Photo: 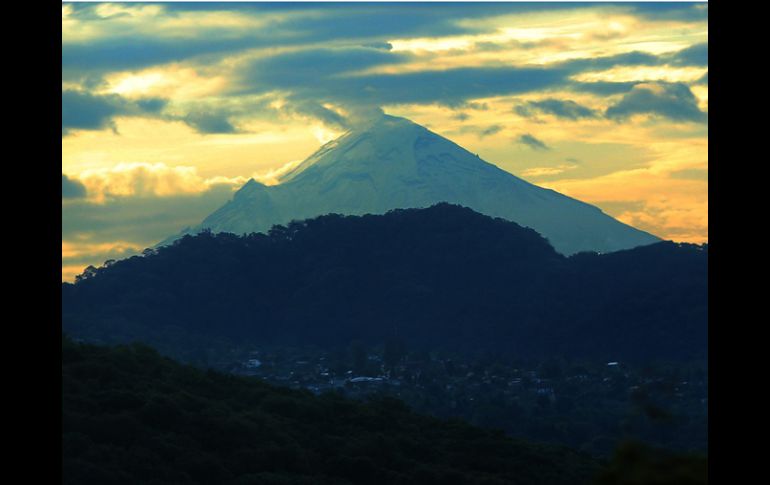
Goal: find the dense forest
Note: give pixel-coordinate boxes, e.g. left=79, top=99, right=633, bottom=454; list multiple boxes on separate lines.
left=62, top=337, right=707, bottom=485
left=62, top=204, right=707, bottom=364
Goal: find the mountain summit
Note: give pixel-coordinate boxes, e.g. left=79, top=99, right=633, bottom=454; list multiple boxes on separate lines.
left=166, top=115, right=659, bottom=254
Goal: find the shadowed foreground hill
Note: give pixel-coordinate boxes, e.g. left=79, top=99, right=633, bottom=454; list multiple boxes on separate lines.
left=62, top=204, right=707, bottom=362
left=62, top=337, right=602, bottom=485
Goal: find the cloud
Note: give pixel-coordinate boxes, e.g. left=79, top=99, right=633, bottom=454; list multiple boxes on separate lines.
left=521, top=163, right=578, bottom=177
left=63, top=2, right=709, bottom=131
left=630, top=3, right=708, bottom=22
left=605, top=82, right=707, bottom=123
left=62, top=38, right=262, bottom=80
left=62, top=1, right=608, bottom=81
left=480, top=124, right=503, bottom=137
left=562, top=51, right=663, bottom=72
left=283, top=99, right=352, bottom=130
left=62, top=90, right=248, bottom=136
left=224, top=50, right=576, bottom=126
left=136, top=98, right=168, bottom=112
left=62, top=185, right=238, bottom=253
left=230, top=47, right=683, bottom=118
left=62, top=174, right=87, bottom=198
left=61, top=3, right=709, bottom=273
left=62, top=241, right=145, bottom=269
left=570, top=81, right=642, bottom=95
left=183, top=111, right=239, bottom=134
left=454, top=123, right=503, bottom=138
left=517, top=134, right=550, bottom=150
left=76, top=162, right=247, bottom=201
left=666, top=43, right=707, bottom=67
left=337, top=66, right=571, bottom=107
left=61, top=184, right=237, bottom=280
left=61, top=90, right=124, bottom=134
left=63, top=1, right=708, bottom=134
left=62, top=90, right=171, bottom=136
left=669, top=168, right=708, bottom=181
left=515, top=98, right=599, bottom=120
left=256, top=159, right=304, bottom=185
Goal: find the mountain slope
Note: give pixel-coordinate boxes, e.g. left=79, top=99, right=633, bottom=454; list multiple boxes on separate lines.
left=63, top=336, right=603, bottom=485
left=64, top=204, right=707, bottom=363
left=163, top=115, right=659, bottom=255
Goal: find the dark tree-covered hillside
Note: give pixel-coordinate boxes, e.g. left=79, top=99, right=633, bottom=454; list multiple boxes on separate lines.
left=62, top=204, right=707, bottom=363
left=62, top=336, right=603, bottom=485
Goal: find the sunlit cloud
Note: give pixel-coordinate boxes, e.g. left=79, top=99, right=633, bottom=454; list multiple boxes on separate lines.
left=521, top=163, right=579, bottom=177
left=76, top=162, right=245, bottom=201
left=63, top=2, right=283, bottom=44
left=253, top=159, right=304, bottom=186
left=573, top=66, right=707, bottom=84
left=101, top=66, right=229, bottom=100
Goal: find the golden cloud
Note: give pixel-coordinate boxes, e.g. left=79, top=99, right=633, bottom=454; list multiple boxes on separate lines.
left=521, top=163, right=579, bottom=177
left=75, top=162, right=246, bottom=201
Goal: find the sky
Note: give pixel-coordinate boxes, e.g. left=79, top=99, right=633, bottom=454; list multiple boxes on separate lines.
left=62, top=1, right=708, bottom=281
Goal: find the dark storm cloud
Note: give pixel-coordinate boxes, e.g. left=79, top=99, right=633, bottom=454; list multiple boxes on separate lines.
left=605, top=83, right=707, bottom=123
left=62, top=174, right=87, bottom=199
left=515, top=99, right=599, bottom=120
left=517, top=134, right=550, bottom=151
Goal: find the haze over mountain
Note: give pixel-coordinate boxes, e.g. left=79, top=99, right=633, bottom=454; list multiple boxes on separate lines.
left=161, top=115, right=659, bottom=255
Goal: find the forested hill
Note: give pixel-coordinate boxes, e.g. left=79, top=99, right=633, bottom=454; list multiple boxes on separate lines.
left=62, top=336, right=602, bottom=485
left=62, top=203, right=707, bottom=362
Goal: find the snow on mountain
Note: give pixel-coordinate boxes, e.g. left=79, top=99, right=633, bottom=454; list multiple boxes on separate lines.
left=161, top=115, right=659, bottom=254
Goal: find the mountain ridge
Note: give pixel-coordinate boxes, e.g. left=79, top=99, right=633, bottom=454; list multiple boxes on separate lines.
left=66, top=204, right=706, bottom=363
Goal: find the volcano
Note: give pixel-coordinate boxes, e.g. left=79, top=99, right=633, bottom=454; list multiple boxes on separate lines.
left=163, top=115, right=659, bottom=254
